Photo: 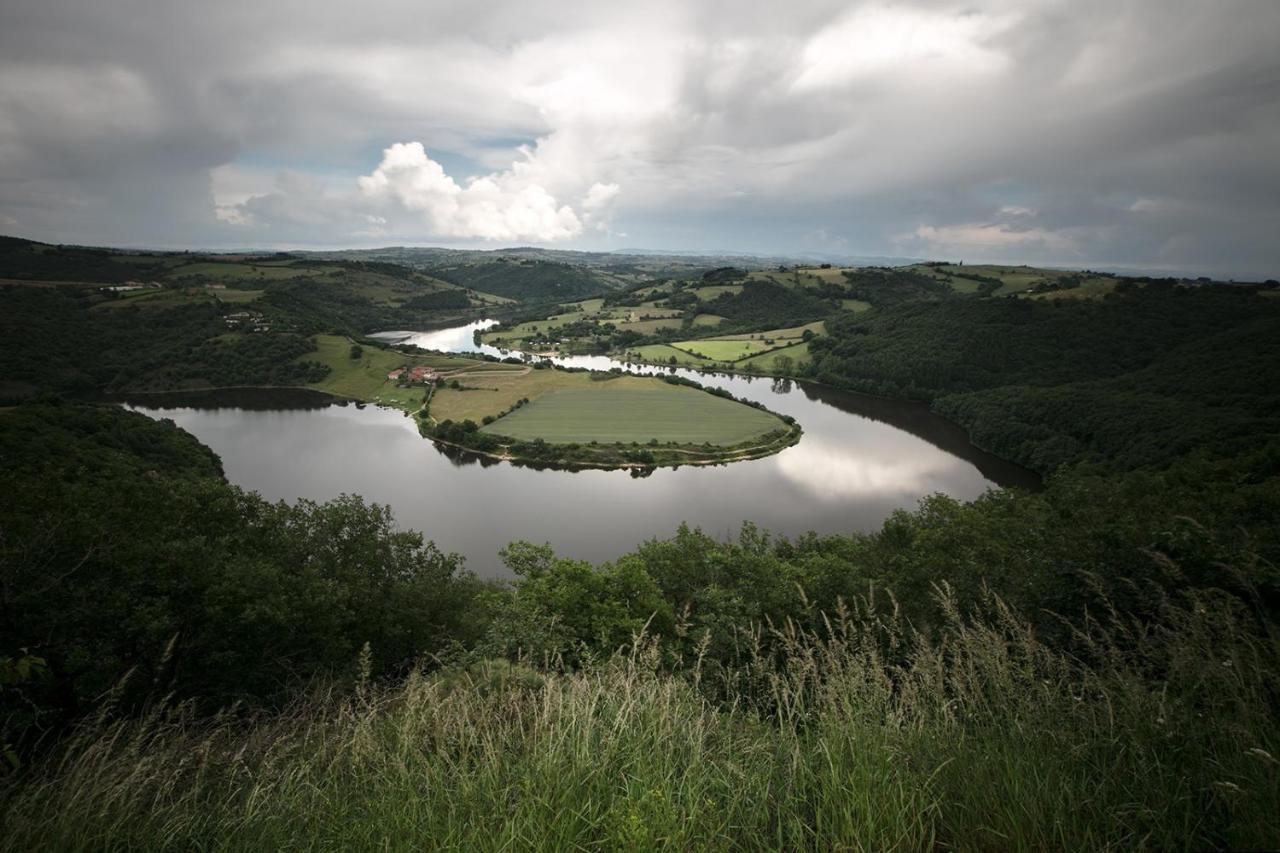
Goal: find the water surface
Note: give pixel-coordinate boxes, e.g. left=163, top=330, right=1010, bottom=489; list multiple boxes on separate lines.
left=129, top=320, right=1036, bottom=576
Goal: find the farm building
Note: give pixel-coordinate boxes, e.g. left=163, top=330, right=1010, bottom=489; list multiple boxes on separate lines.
left=387, top=368, right=405, bottom=380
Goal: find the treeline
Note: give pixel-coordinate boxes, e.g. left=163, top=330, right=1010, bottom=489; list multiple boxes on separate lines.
left=702, top=280, right=834, bottom=326
left=4, top=401, right=1276, bottom=733
left=840, top=267, right=954, bottom=306
left=3, top=401, right=1279, bottom=844
left=806, top=284, right=1280, bottom=472
left=0, top=287, right=328, bottom=401
left=0, top=403, right=491, bottom=730
left=0, top=236, right=173, bottom=283
left=430, top=259, right=610, bottom=301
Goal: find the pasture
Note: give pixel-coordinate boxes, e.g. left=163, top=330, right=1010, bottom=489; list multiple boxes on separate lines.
left=480, top=381, right=784, bottom=445
left=739, top=341, right=812, bottom=371
left=210, top=288, right=263, bottom=303
left=711, top=320, right=824, bottom=342
left=671, top=339, right=772, bottom=361
left=689, top=284, right=743, bottom=300
left=167, top=261, right=318, bottom=281
left=624, top=344, right=715, bottom=366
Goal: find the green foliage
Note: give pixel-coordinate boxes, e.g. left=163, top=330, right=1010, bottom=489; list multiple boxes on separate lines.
left=0, top=286, right=328, bottom=399
left=2, top=576, right=1277, bottom=850
left=431, top=259, right=609, bottom=301
left=704, top=280, right=834, bottom=326
left=0, top=404, right=493, bottom=742
left=808, top=285, right=1280, bottom=473
left=400, top=289, right=472, bottom=311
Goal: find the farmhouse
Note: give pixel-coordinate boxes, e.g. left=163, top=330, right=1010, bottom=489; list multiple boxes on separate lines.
left=387, top=368, right=405, bottom=380
left=408, top=366, right=439, bottom=382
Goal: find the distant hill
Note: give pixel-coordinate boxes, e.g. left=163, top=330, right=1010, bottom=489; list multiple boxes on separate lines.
left=427, top=259, right=617, bottom=302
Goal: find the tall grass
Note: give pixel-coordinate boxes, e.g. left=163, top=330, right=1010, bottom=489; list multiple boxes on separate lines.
left=2, top=584, right=1277, bottom=851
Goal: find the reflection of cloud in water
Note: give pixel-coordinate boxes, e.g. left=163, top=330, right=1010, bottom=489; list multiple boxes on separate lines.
left=776, top=436, right=960, bottom=499
left=380, top=320, right=502, bottom=356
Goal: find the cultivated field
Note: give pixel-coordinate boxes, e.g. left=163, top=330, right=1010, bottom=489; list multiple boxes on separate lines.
left=671, top=339, right=773, bottom=361
left=480, top=382, right=785, bottom=445
left=431, top=369, right=638, bottom=423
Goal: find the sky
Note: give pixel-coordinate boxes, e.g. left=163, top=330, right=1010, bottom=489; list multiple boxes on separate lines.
left=1, top=0, right=1278, bottom=278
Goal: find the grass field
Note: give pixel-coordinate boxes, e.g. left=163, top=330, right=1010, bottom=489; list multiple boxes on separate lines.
left=710, top=321, right=825, bottom=342
left=1026, top=276, right=1121, bottom=300
left=90, top=288, right=217, bottom=311
left=841, top=299, right=872, bottom=312
left=431, top=369, right=631, bottom=424
left=739, top=341, right=813, bottom=371
left=569, top=297, right=606, bottom=313
left=689, top=284, right=743, bottom=300
left=671, top=339, right=773, bottom=361
left=167, top=262, right=318, bottom=281
left=692, top=313, right=725, bottom=326
left=615, top=317, right=683, bottom=334
left=210, top=288, right=263, bottom=303
left=481, top=382, right=785, bottom=445
left=625, top=344, right=715, bottom=367
left=302, top=335, right=501, bottom=411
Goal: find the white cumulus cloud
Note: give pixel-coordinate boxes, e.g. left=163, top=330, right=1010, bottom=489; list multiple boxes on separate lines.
left=357, top=141, right=584, bottom=241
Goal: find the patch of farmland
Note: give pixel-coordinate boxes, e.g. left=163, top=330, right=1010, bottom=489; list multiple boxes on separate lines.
left=690, top=284, right=744, bottom=300
left=481, top=383, right=784, bottom=445
left=739, top=341, right=812, bottom=371
left=670, top=339, right=773, bottom=361
left=624, top=344, right=715, bottom=367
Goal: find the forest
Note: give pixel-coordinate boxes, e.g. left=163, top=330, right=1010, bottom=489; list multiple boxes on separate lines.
left=804, top=283, right=1280, bottom=473
left=2, top=244, right=1279, bottom=848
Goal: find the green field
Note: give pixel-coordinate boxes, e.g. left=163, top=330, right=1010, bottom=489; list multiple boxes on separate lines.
left=303, top=334, right=501, bottom=410
left=689, top=284, right=743, bottom=300
left=1026, top=276, right=1121, bottom=300
left=167, top=262, right=319, bottom=281
left=616, top=317, right=683, bottom=334
left=431, top=368, right=653, bottom=424
left=481, top=382, right=784, bottom=445
left=210, top=288, right=263, bottom=303
left=692, top=313, right=725, bottom=326
left=841, top=299, right=872, bottom=312
left=711, top=321, right=825, bottom=342
left=671, top=339, right=772, bottom=361
left=625, top=344, right=715, bottom=367
left=739, top=341, right=813, bottom=371
left=90, top=288, right=217, bottom=311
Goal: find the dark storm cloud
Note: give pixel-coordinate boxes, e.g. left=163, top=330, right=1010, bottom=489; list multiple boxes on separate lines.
left=0, top=0, right=1276, bottom=276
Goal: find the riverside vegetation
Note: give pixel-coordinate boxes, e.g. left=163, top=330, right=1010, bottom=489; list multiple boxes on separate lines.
left=2, top=237, right=1279, bottom=849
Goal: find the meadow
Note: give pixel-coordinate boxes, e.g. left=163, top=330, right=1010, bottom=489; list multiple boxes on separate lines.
left=671, top=339, right=773, bottom=361
left=739, top=341, right=812, bottom=370
left=480, top=382, right=785, bottom=445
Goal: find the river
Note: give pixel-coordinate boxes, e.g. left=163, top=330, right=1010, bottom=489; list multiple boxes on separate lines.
left=126, top=320, right=1037, bottom=576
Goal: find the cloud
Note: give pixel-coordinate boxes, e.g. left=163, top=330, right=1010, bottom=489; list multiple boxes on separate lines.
left=355, top=141, right=584, bottom=241
left=792, top=5, right=1014, bottom=91
left=0, top=0, right=1277, bottom=275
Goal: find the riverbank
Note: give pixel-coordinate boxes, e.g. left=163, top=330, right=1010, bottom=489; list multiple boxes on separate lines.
left=418, top=418, right=803, bottom=471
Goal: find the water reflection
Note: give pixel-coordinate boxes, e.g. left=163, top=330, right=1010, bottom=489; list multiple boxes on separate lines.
left=125, top=319, right=1038, bottom=576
